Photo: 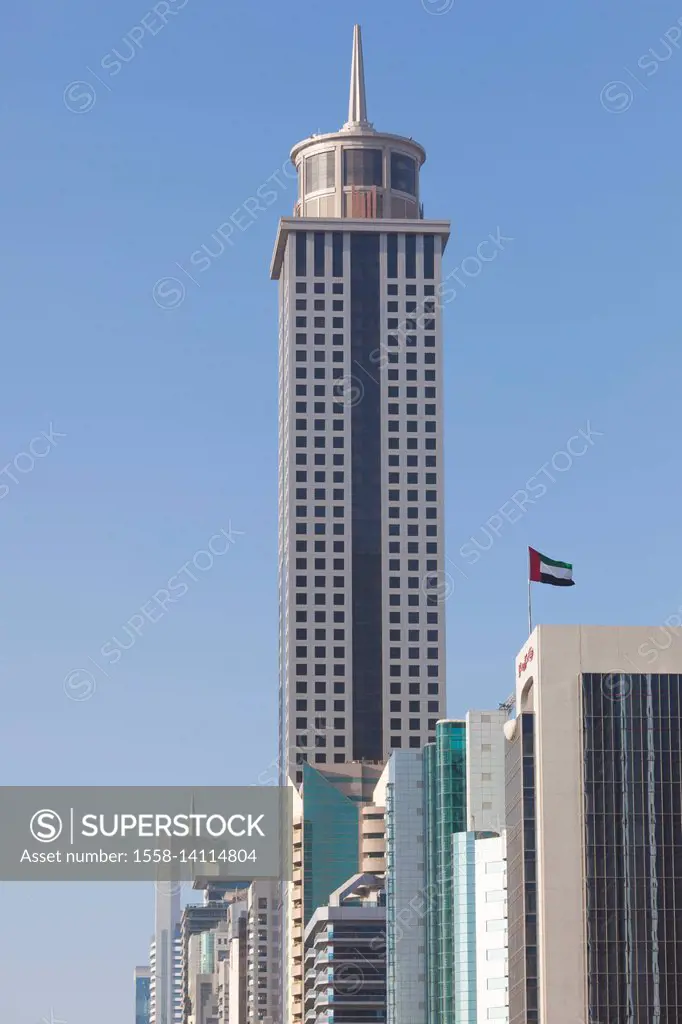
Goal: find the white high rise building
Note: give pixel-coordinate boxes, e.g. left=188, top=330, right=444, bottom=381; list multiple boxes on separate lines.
left=149, top=883, right=183, bottom=1024
left=272, top=24, right=451, bottom=788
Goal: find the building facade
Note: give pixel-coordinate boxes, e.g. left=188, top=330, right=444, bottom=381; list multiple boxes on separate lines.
left=245, top=880, right=281, bottom=1024
left=385, top=711, right=507, bottom=1024
left=303, top=874, right=387, bottom=1024
left=288, top=760, right=384, bottom=1024
left=149, top=884, right=183, bottom=1024
left=473, top=835, right=508, bottom=1024
left=135, top=966, right=151, bottom=1024
left=450, top=832, right=508, bottom=1024
left=273, top=23, right=451, bottom=789
left=507, top=625, right=682, bottom=1024
left=383, top=751, right=428, bottom=1024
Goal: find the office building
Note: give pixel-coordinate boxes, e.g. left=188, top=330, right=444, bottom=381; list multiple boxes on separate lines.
left=245, top=880, right=281, bottom=1024
left=273, top=23, right=451, bottom=788
left=383, top=751, right=428, bottom=1024
left=473, top=835, right=508, bottom=1023
left=149, top=884, right=183, bottom=1024
left=135, top=966, right=151, bottom=1024
left=451, top=832, right=508, bottom=1024
left=507, top=625, right=682, bottom=1024
left=181, top=882, right=250, bottom=1024
left=303, top=873, right=387, bottom=1024
left=383, top=712, right=507, bottom=1024
left=288, top=760, right=384, bottom=1023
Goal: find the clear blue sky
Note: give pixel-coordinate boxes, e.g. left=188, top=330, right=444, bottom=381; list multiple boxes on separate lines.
left=1, top=0, right=681, bottom=1019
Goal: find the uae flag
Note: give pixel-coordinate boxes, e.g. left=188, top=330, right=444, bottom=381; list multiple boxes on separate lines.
left=529, top=547, right=574, bottom=587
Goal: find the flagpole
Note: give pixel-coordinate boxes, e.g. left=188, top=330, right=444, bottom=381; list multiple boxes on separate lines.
left=528, top=577, right=532, bottom=637
left=527, top=547, right=533, bottom=637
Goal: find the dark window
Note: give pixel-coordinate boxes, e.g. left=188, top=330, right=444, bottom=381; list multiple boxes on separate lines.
left=343, top=148, right=382, bottom=186
left=332, top=233, right=343, bottom=277
left=385, top=234, right=395, bottom=278
left=295, top=232, right=307, bottom=277
left=305, top=151, right=335, bottom=193
left=405, top=235, right=416, bottom=279
left=314, top=232, right=325, bottom=277
left=391, top=152, right=417, bottom=195
left=423, top=234, right=435, bottom=279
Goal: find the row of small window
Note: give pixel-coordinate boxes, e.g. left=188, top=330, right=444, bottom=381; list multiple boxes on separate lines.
left=294, top=438, right=345, bottom=450
left=388, top=474, right=437, bottom=485
left=296, top=282, right=343, bottom=295
left=386, top=301, right=436, bottom=314
left=388, top=491, right=438, bottom=503
left=295, top=646, right=346, bottom=657
left=295, top=299, right=344, bottom=311
left=295, top=334, right=344, bottom=346
left=294, top=351, right=345, bottom=363
left=296, top=735, right=347, bottom=747
left=290, top=529, right=435, bottom=552
left=293, top=593, right=442, bottom=612
left=389, top=646, right=439, bottom=659
left=386, top=369, right=437, bottom=382
left=389, top=736, right=435, bottom=749
left=385, top=336, right=436, bottom=348
left=293, top=681, right=440, bottom=695
left=387, top=318, right=436, bottom=332
left=391, top=719, right=439, bottom=731
left=387, top=387, right=437, bottom=399
left=384, top=352, right=437, bottom=365
left=291, top=610, right=437, bottom=626
left=295, top=508, right=345, bottom=519
left=295, top=753, right=356, bottom=767
left=294, top=489, right=346, bottom=502
left=294, top=559, right=344, bottom=570
left=292, top=369, right=438, bottom=387
left=293, top=369, right=348, bottom=380
left=292, top=628, right=437, bottom=643
left=291, top=382, right=435, bottom=399
left=387, top=284, right=436, bottom=297
left=294, top=317, right=345, bottom=329
left=294, top=701, right=346, bottom=712
left=293, top=661, right=439, bottom=677
left=293, top=539, right=344, bottom=551
left=295, top=421, right=344, bottom=433
left=291, top=457, right=437, bottom=476
left=293, top=470, right=345, bottom=480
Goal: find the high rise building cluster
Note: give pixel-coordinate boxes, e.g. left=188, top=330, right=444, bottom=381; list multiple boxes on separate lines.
left=135, top=24, right=682, bottom=1024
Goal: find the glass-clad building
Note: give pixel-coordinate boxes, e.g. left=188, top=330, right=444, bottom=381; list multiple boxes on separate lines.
left=510, top=625, right=682, bottom=1024
left=384, top=713, right=507, bottom=1024
left=301, top=760, right=360, bottom=923
left=134, top=967, right=150, bottom=1024
left=424, top=720, right=467, bottom=1024
left=582, top=672, right=682, bottom=1023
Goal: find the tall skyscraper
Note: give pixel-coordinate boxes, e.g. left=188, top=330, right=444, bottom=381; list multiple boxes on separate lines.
left=134, top=966, right=151, bottom=1024
left=272, top=24, right=451, bottom=788
left=149, top=883, right=183, bottom=1024
left=507, top=625, right=682, bottom=1024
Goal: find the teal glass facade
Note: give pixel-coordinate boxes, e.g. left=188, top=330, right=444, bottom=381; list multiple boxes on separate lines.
left=134, top=974, right=150, bottom=1024
left=301, top=761, right=360, bottom=924
left=424, top=720, right=467, bottom=1024
left=452, top=833, right=477, bottom=1024
left=200, top=931, right=215, bottom=974
left=424, top=742, right=439, bottom=1024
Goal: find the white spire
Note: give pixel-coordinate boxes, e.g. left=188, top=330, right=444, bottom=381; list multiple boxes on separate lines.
left=344, top=24, right=373, bottom=131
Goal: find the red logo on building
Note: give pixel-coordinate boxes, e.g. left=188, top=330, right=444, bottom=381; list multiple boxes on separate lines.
left=518, top=647, right=534, bottom=677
